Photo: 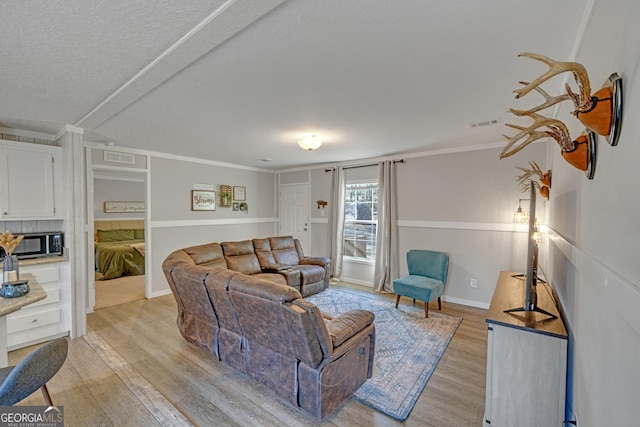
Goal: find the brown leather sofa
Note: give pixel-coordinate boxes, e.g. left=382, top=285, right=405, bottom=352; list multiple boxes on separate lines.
left=162, top=245, right=376, bottom=419
left=167, top=236, right=329, bottom=297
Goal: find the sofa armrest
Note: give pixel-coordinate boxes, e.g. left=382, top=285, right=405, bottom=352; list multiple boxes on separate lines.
left=325, top=310, right=374, bottom=347
left=299, top=256, right=331, bottom=268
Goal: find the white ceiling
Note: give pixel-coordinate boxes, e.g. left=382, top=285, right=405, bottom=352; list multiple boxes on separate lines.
left=0, top=0, right=588, bottom=170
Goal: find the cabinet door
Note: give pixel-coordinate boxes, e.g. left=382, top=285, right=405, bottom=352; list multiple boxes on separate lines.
left=0, top=148, right=55, bottom=218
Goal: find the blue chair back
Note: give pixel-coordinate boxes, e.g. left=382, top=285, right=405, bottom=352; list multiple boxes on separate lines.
left=407, top=249, right=449, bottom=284
left=0, top=337, right=68, bottom=406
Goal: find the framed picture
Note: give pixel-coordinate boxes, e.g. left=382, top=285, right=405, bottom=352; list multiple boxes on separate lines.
left=233, top=186, right=246, bottom=201
left=219, top=185, right=232, bottom=207
left=233, top=202, right=239, bottom=211
left=104, top=201, right=145, bottom=213
left=191, top=190, right=216, bottom=211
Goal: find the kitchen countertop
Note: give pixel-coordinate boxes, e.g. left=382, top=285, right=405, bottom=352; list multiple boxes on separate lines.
left=0, top=274, right=46, bottom=316
left=1, top=254, right=68, bottom=268
left=18, top=254, right=69, bottom=266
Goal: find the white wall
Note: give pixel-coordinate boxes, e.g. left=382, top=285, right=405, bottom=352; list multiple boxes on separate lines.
left=304, top=143, right=547, bottom=306
left=94, top=177, right=145, bottom=220
left=149, top=156, right=276, bottom=297
left=543, top=1, right=640, bottom=425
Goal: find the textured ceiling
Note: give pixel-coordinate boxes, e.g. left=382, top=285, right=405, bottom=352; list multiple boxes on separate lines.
left=0, top=0, right=588, bottom=170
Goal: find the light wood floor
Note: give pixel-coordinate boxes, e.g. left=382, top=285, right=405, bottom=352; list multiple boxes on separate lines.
left=8, top=283, right=488, bottom=426
left=94, top=273, right=145, bottom=310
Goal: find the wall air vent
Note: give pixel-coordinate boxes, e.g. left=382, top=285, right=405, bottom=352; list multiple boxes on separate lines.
left=104, top=150, right=135, bottom=165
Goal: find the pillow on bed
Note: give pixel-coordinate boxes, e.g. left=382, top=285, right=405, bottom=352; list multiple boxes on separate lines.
left=130, top=242, right=145, bottom=257
left=97, top=229, right=134, bottom=242
left=133, top=228, right=145, bottom=239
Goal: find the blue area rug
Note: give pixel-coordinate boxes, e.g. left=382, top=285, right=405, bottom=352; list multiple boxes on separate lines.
left=306, top=287, right=462, bottom=421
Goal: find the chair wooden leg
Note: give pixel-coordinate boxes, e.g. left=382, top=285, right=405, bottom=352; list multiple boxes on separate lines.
left=395, top=294, right=400, bottom=309
left=41, top=384, right=53, bottom=406
left=424, top=301, right=429, bottom=318
left=438, top=296, right=442, bottom=311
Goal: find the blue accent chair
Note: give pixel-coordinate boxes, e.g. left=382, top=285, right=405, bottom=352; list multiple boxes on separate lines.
left=393, top=249, right=449, bottom=318
left=0, top=337, right=68, bottom=406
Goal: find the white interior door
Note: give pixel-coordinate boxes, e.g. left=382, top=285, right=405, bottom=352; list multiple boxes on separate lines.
left=279, top=184, right=309, bottom=253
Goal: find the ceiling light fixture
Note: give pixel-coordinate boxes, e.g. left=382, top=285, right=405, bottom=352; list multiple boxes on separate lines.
left=298, top=134, right=322, bottom=151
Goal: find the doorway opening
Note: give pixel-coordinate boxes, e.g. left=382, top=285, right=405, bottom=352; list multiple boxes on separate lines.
left=90, top=169, right=147, bottom=310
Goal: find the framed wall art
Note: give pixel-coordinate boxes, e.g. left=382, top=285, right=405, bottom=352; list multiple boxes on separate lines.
left=191, top=190, right=216, bottom=211
left=104, top=201, right=145, bottom=213
left=219, top=185, right=232, bottom=207
left=233, top=186, right=246, bottom=201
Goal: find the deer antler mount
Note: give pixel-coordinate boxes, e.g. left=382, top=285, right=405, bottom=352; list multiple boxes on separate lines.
left=516, top=161, right=551, bottom=199
left=515, top=53, right=623, bottom=146
left=502, top=110, right=597, bottom=179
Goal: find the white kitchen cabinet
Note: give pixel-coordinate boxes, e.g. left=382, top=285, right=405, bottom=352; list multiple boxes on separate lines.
left=6, top=261, right=70, bottom=350
left=0, top=139, right=63, bottom=219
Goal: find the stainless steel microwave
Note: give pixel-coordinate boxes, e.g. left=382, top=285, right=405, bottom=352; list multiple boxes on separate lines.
left=0, top=232, right=63, bottom=260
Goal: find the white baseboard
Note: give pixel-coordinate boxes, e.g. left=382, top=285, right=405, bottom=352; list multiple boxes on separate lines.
left=443, top=295, right=489, bottom=310
left=150, top=289, right=172, bottom=299
left=339, top=277, right=373, bottom=287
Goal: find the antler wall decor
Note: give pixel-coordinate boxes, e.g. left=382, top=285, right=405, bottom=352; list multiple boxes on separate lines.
left=514, top=53, right=623, bottom=146
left=516, top=161, right=551, bottom=199
left=500, top=109, right=597, bottom=179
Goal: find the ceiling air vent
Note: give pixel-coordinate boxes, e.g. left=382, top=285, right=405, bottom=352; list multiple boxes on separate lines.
left=104, top=150, right=135, bottom=165
left=469, top=119, right=499, bottom=128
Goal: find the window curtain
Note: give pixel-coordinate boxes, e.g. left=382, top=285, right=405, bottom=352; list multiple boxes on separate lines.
left=373, top=161, right=398, bottom=293
left=327, top=166, right=346, bottom=282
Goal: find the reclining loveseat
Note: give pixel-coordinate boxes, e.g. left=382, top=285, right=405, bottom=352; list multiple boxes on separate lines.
left=162, top=236, right=376, bottom=419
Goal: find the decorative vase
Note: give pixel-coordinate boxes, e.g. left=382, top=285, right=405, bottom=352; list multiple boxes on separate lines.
left=3, top=254, right=20, bottom=284
left=0, top=281, right=30, bottom=298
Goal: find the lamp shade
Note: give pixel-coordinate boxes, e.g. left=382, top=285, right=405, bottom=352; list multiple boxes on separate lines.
left=298, top=135, right=322, bottom=150
left=513, top=207, right=529, bottom=223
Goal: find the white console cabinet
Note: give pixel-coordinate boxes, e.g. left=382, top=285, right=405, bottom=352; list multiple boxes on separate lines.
left=0, top=139, right=63, bottom=219
left=484, top=271, right=568, bottom=427
left=6, top=261, right=70, bottom=350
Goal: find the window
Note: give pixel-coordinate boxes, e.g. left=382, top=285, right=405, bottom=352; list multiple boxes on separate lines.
left=343, top=182, right=377, bottom=261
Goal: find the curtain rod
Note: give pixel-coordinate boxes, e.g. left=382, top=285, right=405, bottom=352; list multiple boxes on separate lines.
left=325, top=159, right=404, bottom=172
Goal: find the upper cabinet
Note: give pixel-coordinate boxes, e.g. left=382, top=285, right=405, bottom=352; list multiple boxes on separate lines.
left=0, top=140, right=63, bottom=219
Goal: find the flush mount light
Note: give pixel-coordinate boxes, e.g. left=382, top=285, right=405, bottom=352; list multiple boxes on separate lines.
left=298, top=134, right=322, bottom=151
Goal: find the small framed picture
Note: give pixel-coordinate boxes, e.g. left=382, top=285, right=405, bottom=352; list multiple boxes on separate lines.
left=233, top=186, right=246, bottom=201
left=219, top=185, right=232, bottom=207
left=233, top=202, right=240, bottom=211
left=191, top=190, right=216, bottom=211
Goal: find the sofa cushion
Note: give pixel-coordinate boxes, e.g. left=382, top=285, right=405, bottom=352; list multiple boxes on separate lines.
left=252, top=238, right=278, bottom=266
left=269, top=236, right=301, bottom=265
left=184, top=243, right=227, bottom=268
left=253, top=273, right=287, bottom=286
left=221, top=240, right=262, bottom=275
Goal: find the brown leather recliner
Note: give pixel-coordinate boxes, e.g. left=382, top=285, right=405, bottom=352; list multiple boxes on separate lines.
left=225, top=273, right=375, bottom=419
left=161, top=259, right=375, bottom=419
left=252, top=236, right=329, bottom=296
